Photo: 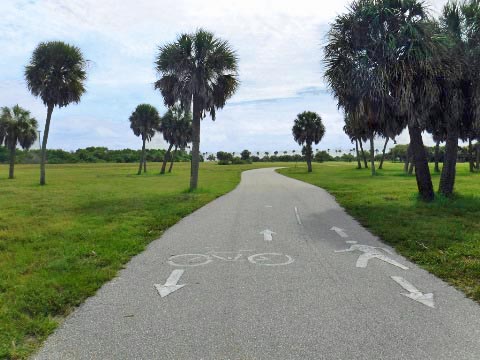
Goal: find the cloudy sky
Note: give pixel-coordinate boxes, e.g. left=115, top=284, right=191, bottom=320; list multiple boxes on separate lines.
left=1, top=0, right=447, bottom=153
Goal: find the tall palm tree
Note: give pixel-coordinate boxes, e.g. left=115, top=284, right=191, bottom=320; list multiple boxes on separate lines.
left=0, top=105, right=38, bottom=179
left=292, top=111, right=326, bottom=172
left=433, top=0, right=480, bottom=195
left=129, top=104, right=161, bottom=175
left=155, top=29, right=239, bottom=190
left=25, top=41, right=87, bottom=185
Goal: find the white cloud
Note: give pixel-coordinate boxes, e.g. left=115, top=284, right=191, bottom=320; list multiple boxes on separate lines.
left=0, top=0, right=449, bottom=152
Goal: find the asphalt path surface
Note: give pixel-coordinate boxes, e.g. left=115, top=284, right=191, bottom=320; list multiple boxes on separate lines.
left=35, top=168, right=480, bottom=359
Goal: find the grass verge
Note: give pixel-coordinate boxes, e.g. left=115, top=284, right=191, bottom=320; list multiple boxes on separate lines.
left=0, top=162, right=280, bottom=359
left=278, top=162, right=480, bottom=303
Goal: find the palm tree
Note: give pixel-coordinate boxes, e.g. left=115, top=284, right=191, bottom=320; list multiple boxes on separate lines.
left=168, top=110, right=192, bottom=173
left=292, top=111, right=326, bottom=172
left=283, top=151, right=287, bottom=155
left=325, top=0, right=443, bottom=200
left=0, top=105, right=38, bottom=179
left=433, top=1, right=480, bottom=195
left=159, top=106, right=192, bottom=174
left=25, top=41, right=87, bottom=185
left=155, top=29, right=239, bottom=190
left=343, top=113, right=370, bottom=169
left=129, top=104, right=161, bottom=175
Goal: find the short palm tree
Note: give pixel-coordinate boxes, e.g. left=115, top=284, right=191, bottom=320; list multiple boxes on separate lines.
left=129, top=104, right=161, bottom=175
left=292, top=111, right=325, bottom=172
left=167, top=107, right=193, bottom=173
left=25, top=41, right=87, bottom=185
left=155, top=29, right=239, bottom=190
left=0, top=105, right=38, bottom=179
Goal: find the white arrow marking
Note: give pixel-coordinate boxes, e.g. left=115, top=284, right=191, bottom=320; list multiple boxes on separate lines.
left=391, top=276, right=435, bottom=308
left=330, top=226, right=348, bottom=238
left=260, top=229, right=276, bottom=241
left=154, top=269, right=186, bottom=298
left=335, top=244, right=409, bottom=270
left=294, top=207, right=302, bottom=225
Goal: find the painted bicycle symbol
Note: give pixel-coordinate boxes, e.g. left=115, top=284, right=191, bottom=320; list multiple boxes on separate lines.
left=168, top=250, right=294, bottom=267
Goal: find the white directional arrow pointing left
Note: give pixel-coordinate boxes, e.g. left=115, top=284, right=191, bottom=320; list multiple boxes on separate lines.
left=260, top=229, right=276, bottom=241
left=391, top=276, right=435, bottom=308
left=330, top=226, right=348, bottom=238
left=154, top=269, right=186, bottom=298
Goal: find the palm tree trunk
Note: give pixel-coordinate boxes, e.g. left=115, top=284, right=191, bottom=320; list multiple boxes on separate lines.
left=355, top=139, right=362, bottom=169
left=144, top=159, right=147, bottom=173
left=408, top=125, right=434, bottom=202
left=369, top=135, right=375, bottom=176
left=40, top=104, right=54, bottom=185
left=468, top=138, right=474, bottom=173
left=476, top=142, right=480, bottom=170
left=306, top=142, right=313, bottom=172
left=169, top=145, right=177, bottom=173
left=138, top=137, right=146, bottom=175
left=434, top=141, right=440, bottom=173
left=359, top=141, right=368, bottom=168
left=190, top=98, right=201, bottom=190
left=161, top=143, right=174, bottom=174
left=8, top=145, right=16, bottom=179
left=404, top=144, right=410, bottom=173
left=408, top=160, right=415, bottom=175
left=378, top=137, right=389, bottom=170
left=439, top=128, right=459, bottom=197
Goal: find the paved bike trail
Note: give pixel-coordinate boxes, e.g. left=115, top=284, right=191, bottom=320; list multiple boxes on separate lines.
left=34, top=168, right=480, bottom=359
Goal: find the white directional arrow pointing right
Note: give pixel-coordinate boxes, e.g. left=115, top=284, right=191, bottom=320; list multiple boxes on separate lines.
left=260, top=229, right=276, bottom=241
left=330, top=226, right=348, bottom=238
left=154, top=269, right=186, bottom=298
left=391, top=276, right=435, bottom=308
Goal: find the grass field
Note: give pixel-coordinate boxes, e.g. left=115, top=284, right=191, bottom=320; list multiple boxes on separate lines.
left=0, top=162, right=280, bottom=359
left=1, top=161, right=479, bottom=359
left=279, top=162, right=480, bottom=303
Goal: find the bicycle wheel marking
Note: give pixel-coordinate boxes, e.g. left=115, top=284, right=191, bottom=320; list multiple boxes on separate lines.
left=248, top=253, right=294, bottom=266
left=168, top=254, right=212, bottom=267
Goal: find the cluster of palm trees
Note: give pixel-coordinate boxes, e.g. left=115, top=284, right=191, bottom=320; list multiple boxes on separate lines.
left=0, top=105, right=38, bottom=179
left=325, top=0, right=480, bottom=201
left=8, top=29, right=238, bottom=189
left=129, top=104, right=192, bottom=175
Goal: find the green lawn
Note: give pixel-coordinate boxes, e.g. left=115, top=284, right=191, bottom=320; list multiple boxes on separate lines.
left=0, top=162, right=280, bottom=359
left=1, top=161, right=479, bottom=359
left=278, top=162, right=480, bottom=303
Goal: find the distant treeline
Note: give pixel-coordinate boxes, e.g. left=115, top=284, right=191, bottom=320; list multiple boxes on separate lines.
left=0, top=146, right=193, bottom=164
left=214, top=144, right=477, bottom=164
left=1, top=144, right=476, bottom=165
